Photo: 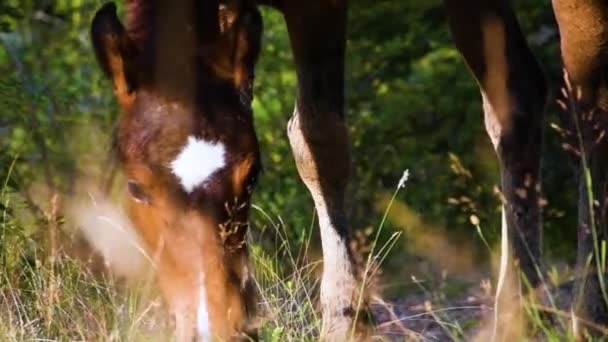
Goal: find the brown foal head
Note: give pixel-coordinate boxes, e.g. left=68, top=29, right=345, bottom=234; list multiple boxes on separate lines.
left=91, top=0, right=261, bottom=339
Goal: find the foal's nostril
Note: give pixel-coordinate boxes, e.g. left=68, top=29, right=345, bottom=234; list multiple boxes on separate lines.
left=127, top=180, right=151, bottom=204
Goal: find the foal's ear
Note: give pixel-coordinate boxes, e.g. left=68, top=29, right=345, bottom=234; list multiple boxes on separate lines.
left=206, top=6, right=262, bottom=88
left=91, top=2, right=138, bottom=108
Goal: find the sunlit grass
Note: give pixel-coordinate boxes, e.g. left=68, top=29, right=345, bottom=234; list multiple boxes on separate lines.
left=250, top=205, right=321, bottom=341
left=0, top=244, right=169, bottom=341
left=0, top=163, right=606, bottom=341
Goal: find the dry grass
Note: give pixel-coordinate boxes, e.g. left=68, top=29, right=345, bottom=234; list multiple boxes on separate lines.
left=0, top=164, right=606, bottom=341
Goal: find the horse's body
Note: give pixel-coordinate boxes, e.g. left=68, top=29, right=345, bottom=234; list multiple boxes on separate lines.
left=91, top=0, right=608, bottom=340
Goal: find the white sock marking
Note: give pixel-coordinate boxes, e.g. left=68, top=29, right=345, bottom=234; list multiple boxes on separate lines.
left=197, top=283, right=211, bottom=340
left=170, top=136, right=226, bottom=193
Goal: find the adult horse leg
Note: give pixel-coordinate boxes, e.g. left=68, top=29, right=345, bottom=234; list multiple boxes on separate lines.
left=280, top=1, right=366, bottom=340
left=444, top=0, right=547, bottom=313
left=553, top=0, right=608, bottom=336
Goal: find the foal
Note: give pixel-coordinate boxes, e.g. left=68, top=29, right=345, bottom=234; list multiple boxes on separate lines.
left=92, top=0, right=262, bottom=339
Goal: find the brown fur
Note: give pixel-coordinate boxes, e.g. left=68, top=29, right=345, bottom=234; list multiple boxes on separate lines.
left=92, top=1, right=261, bottom=340
left=443, top=0, right=608, bottom=338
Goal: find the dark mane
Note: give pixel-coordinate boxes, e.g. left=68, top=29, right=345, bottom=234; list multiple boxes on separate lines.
left=125, top=0, right=155, bottom=51
left=123, top=0, right=227, bottom=95
left=125, top=0, right=220, bottom=54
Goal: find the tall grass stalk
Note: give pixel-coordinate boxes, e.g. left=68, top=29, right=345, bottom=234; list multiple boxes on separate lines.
left=250, top=204, right=322, bottom=341
left=351, top=169, right=409, bottom=339
left=563, top=72, right=608, bottom=316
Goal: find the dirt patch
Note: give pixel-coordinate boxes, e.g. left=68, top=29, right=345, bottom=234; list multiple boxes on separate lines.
left=371, top=280, right=577, bottom=341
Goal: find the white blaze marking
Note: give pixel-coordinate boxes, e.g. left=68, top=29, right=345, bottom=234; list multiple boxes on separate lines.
left=197, top=283, right=211, bottom=340
left=170, top=136, right=226, bottom=193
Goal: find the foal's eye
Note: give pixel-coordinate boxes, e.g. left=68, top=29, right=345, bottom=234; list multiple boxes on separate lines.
left=127, top=180, right=151, bottom=204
